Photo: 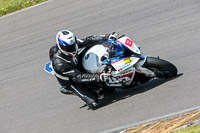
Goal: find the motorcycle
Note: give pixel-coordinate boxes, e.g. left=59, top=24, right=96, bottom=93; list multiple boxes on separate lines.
left=45, top=35, right=178, bottom=97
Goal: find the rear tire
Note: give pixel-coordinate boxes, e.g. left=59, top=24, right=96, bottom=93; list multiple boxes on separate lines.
left=144, top=57, right=178, bottom=78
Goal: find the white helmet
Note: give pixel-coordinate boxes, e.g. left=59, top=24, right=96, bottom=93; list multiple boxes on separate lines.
left=56, top=30, right=78, bottom=56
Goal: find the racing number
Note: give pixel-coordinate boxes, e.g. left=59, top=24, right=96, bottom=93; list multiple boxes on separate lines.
left=125, top=39, right=133, bottom=47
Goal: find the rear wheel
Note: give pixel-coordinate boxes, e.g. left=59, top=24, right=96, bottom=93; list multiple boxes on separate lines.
left=144, top=57, right=178, bottom=78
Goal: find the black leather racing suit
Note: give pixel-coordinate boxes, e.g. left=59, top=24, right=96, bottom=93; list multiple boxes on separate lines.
left=49, top=35, right=107, bottom=106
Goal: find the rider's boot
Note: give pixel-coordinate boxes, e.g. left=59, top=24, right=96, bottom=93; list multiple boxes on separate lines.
left=60, top=87, right=74, bottom=95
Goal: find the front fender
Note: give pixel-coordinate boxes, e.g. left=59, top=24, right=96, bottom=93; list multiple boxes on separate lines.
left=135, top=53, right=147, bottom=68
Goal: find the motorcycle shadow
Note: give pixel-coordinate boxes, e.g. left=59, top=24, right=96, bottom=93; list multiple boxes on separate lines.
left=98, top=73, right=183, bottom=109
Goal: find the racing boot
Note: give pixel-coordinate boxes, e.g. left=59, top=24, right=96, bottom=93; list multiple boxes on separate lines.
left=60, top=87, right=74, bottom=95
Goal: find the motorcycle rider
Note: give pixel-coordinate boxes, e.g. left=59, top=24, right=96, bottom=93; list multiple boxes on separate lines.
left=49, top=30, right=118, bottom=109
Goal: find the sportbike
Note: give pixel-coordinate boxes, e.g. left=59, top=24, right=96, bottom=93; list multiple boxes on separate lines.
left=45, top=35, right=178, bottom=97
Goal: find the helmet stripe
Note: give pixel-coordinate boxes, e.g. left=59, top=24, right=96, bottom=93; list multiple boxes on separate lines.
left=58, top=37, right=69, bottom=46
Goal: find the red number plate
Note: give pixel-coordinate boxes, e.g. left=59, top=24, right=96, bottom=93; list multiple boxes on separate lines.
left=125, top=39, right=133, bottom=47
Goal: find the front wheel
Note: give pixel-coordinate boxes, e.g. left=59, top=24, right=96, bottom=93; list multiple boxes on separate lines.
left=144, top=57, right=178, bottom=78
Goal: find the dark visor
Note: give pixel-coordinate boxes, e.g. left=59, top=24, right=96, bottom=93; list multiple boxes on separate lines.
left=59, top=43, right=77, bottom=53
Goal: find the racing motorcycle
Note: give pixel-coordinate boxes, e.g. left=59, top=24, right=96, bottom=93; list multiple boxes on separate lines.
left=45, top=35, right=178, bottom=97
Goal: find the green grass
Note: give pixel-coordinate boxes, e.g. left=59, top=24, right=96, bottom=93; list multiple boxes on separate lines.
left=0, top=0, right=47, bottom=17
left=170, top=124, right=200, bottom=133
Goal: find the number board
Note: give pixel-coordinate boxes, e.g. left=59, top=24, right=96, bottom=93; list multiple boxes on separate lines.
left=125, top=39, right=133, bottom=47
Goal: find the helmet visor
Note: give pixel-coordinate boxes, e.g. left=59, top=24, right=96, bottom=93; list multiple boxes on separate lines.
left=59, top=43, right=78, bottom=53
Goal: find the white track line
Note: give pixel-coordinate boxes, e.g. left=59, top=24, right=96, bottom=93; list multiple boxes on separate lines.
left=0, top=0, right=53, bottom=19
left=102, top=106, right=200, bottom=133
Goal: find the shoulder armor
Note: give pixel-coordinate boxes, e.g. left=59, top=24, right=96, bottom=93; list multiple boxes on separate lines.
left=49, top=45, right=58, bottom=60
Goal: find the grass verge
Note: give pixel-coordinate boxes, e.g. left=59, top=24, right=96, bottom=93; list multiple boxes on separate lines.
left=0, top=0, right=47, bottom=17
left=170, top=124, right=200, bottom=133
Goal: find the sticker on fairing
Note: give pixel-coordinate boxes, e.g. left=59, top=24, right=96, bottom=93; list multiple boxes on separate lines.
left=124, top=58, right=131, bottom=64
left=111, top=58, right=131, bottom=71
left=118, top=63, right=130, bottom=71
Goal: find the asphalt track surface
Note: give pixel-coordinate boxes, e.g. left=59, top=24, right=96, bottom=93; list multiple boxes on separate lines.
left=1, top=0, right=200, bottom=133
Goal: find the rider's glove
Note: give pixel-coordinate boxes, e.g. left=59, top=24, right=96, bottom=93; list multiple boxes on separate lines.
left=99, top=73, right=111, bottom=82
left=108, top=32, right=119, bottom=41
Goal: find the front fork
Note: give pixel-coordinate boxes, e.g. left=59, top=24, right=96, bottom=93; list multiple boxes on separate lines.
left=135, top=54, right=156, bottom=77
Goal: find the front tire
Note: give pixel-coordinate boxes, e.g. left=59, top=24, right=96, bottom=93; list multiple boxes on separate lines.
left=144, top=57, right=178, bottom=78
